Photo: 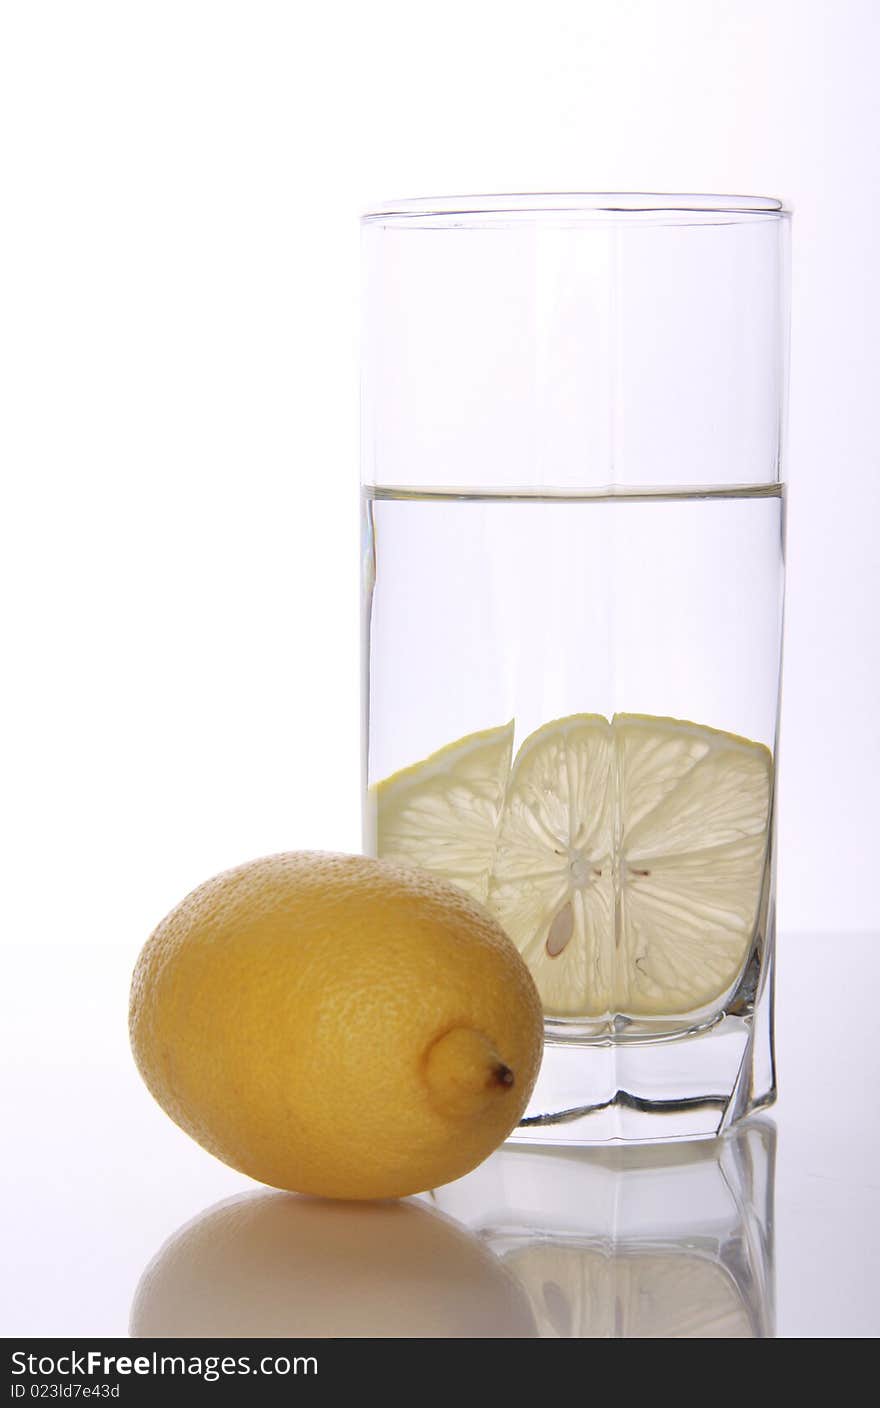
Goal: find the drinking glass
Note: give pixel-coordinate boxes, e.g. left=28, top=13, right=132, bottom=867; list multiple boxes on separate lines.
left=361, top=194, right=789, bottom=1141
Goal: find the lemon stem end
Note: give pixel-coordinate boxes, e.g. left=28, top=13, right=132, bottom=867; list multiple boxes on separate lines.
left=424, top=1028, right=514, bottom=1119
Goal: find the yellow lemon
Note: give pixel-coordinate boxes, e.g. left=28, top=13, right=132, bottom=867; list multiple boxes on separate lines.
left=129, top=852, right=543, bottom=1199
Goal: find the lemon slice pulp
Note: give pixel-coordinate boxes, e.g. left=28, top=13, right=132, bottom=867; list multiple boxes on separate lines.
left=366, top=721, right=514, bottom=903
left=486, top=715, right=616, bottom=1019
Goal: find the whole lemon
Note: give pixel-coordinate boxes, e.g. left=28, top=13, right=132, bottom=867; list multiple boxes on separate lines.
left=130, top=852, right=543, bottom=1198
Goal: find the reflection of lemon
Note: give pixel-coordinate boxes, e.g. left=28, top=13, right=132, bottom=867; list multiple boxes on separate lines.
left=503, top=1241, right=754, bottom=1338
left=131, top=1192, right=537, bottom=1339
left=367, top=721, right=514, bottom=902
left=372, top=715, right=772, bottom=1019
left=130, top=852, right=542, bottom=1199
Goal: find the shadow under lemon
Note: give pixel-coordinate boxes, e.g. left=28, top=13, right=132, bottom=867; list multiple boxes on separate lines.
left=130, top=1192, right=537, bottom=1339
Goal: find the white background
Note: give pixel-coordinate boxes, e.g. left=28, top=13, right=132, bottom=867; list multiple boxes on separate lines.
left=2, top=0, right=878, bottom=957
left=2, top=1, right=880, bottom=1344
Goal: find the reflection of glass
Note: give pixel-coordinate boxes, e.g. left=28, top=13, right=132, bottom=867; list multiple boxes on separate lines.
left=362, top=195, right=789, bottom=1140
left=430, top=1119, right=775, bottom=1337
left=130, top=1192, right=536, bottom=1339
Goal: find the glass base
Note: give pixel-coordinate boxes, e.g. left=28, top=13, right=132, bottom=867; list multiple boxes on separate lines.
left=512, top=942, right=776, bottom=1144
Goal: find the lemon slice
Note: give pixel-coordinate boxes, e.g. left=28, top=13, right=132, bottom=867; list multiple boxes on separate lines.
left=366, top=721, right=514, bottom=903
left=489, top=714, right=772, bottom=1018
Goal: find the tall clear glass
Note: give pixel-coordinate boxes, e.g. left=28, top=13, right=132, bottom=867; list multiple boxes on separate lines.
left=361, top=194, right=789, bottom=1141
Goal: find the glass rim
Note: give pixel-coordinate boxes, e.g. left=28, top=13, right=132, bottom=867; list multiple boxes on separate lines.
left=362, top=191, right=790, bottom=226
